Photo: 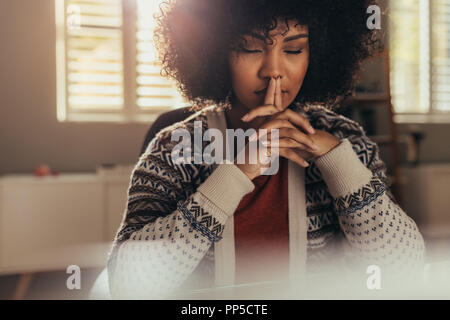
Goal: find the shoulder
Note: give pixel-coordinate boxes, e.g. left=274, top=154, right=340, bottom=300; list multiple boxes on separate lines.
left=295, top=103, right=365, bottom=137
left=142, top=105, right=215, bottom=155
left=138, top=105, right=217, bottom=181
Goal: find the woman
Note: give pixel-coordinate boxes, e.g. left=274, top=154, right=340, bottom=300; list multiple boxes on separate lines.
left=107, top=0, right=425, bottom=299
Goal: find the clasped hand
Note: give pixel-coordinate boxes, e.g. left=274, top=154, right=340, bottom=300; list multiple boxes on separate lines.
left=237, top=77, right=340, bottom=180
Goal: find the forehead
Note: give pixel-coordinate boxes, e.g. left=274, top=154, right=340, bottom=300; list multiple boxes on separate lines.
left=254, top=19, right=308, bottom=38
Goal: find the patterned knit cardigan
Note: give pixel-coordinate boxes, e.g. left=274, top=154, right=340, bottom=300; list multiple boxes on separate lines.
left=107, top=104, right=425, bottom=299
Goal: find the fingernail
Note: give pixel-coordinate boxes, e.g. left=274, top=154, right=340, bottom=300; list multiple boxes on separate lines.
left=241, top=114, right=249, bottom=122
left=309, top=127, right=315, bottom=134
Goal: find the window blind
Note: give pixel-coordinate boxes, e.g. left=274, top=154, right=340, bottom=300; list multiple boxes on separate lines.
left=65, top=0, right=125, bottom=111
left=56, top=0, right=185, bottom=122
left=389, top=0, right=423, bottom=113
left=432, top=0, right=450, bottom=112
left=390, top=0, right=450, bottom=117
left=135, top=0, right=183, bottom=110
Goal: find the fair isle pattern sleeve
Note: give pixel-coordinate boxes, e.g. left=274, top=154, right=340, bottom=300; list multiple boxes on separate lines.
left=309, top=105, right=426, bottom=278
left=106, top=118, right=229, bottom=299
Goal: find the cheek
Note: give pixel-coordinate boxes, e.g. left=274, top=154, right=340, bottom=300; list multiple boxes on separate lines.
left=288, top=57, right=309, bottom=89
left=229, top=57, right=256, bottom=90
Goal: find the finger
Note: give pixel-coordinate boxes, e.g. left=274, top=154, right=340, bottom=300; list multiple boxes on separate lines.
left=278, top=109, right=316, bottom=135
left=254, top=119, right=297, bottom=143
left=252, top=119, right=296, bottom=147
left=255, top=120, right=318, bottom=151
left=242, top=104, right=278, bottom=122
left=275, top=77, right=283, bottom=111
left=263, top=134, right=317, bottom=152
left=264, top=77, right=276, bottom=106
left=244, top=106, right=315, bottom=137
left=275, top=127, right=319, bottom=151
left=263, top=137, right=312, bottom=151
left=294, top=149, right=313, bottom=161
left=278, top=148, right=309, bottom=167
left=257, top=119, right=297, bottom=138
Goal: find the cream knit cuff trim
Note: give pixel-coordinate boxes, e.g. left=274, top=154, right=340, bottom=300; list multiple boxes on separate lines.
left=197, top=164, right=255, bottom=217
left=314, top=138, right=373, bottom=198
left=191, top=192, right=229, bottom=226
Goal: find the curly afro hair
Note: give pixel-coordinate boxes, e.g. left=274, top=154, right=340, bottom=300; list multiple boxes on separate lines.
left=154, top=0, right=384, bottom=111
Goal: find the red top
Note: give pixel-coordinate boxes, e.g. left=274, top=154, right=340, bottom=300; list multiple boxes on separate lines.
left=233, top=157, right=290, bottom=285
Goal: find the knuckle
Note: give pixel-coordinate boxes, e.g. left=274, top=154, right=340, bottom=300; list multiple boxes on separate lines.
left=285, top=109, right=294, bottom=117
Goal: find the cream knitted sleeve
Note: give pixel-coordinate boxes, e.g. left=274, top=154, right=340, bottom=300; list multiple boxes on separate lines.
left=314, top=137, right=426, bottom=281
left=107, top=136, right=254, bottom=299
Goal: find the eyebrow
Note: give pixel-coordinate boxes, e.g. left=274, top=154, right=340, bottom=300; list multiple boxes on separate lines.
left=250, top=33, right=309, bottom=42
left=283, top=33, right=309, bottom=42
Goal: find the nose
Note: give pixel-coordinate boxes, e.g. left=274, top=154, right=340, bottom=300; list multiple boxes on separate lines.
left=258, top=50, right=284, bottom=80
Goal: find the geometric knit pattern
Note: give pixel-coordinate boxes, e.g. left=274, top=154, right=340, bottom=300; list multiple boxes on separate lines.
left=333, top=176, right=387, bottom=216
left=177, top=199, right=224, bottom=243
left=107, top=102, right=425, bottom=298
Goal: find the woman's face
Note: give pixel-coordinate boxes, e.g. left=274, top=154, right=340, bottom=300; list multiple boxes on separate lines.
left=229, top=20, right=309, bottom=112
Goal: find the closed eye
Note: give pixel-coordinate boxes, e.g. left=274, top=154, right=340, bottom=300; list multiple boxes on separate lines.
left=241, top=48, right=262, bottom=53
left=240, top=48, right=303, bottom=55
left=285, top=49, right=303, bottom=55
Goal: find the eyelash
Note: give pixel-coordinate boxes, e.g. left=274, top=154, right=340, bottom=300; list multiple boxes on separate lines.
left=241, top=48, right=303, bottom=55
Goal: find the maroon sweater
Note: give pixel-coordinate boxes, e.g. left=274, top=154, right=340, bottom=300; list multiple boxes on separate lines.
left=234, top=157, right=290, bottom=284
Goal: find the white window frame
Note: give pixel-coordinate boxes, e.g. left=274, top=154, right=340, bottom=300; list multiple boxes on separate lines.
left=55, top=0, right=186, bottom=124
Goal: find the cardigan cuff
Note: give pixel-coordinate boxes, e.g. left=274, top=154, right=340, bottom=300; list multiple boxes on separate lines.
left=314, top=138, right=373, bottom=198
left=197, top=164, right=255, bottom=217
